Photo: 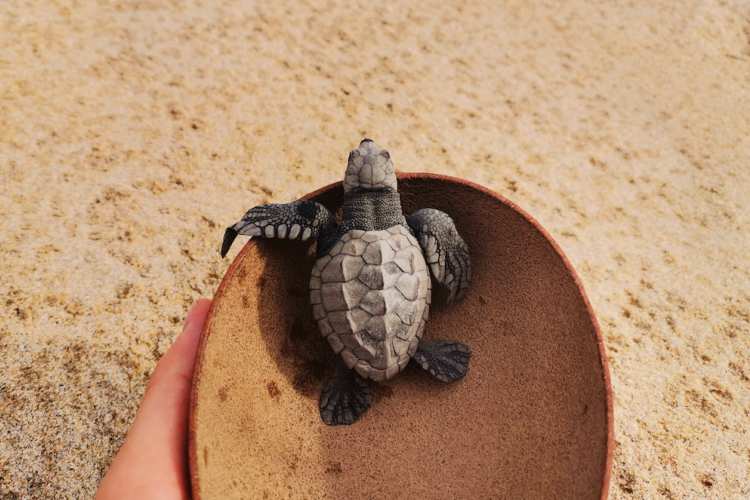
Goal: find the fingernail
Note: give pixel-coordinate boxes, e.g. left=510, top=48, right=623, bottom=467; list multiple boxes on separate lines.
left=183, top=303, right=200, bottom=332
left=183, top=299, right=211, bottom=334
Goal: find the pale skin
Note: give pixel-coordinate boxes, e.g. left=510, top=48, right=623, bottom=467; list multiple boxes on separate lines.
left=97, top=299, right=211, bottom=499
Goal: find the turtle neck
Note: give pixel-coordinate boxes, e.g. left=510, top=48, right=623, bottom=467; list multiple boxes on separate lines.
left=341, top=189, right=406, bottom=231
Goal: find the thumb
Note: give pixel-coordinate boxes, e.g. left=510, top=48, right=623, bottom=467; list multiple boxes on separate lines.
left=133, top=298, right=211, bottom=451
left=97, top=298, right=212, bottom=498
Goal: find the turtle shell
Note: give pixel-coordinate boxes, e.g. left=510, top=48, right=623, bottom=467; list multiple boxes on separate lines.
left=310, top=225, right=431, bottom=381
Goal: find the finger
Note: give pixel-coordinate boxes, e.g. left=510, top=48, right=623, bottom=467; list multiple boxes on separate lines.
left=130, top=298, right=211, bottom=454
left=97, top=299, right=211, bottom=498
left=152, top=297, right=212, bottom=388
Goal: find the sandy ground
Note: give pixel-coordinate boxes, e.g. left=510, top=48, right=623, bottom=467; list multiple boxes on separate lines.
left=1, top=0, right=749, bottom=498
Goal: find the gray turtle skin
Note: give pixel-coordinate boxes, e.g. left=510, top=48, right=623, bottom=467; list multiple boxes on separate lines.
left=222, top=139, right=471, bottom=426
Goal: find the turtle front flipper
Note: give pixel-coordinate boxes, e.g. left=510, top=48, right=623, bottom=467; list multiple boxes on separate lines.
left=413, top=340, right=471, bottom=383
left=406, top=208, right=471, bottom=303
left=221, top=200, right=335, bottom=257
left=319, top=360, right=373, bottom=426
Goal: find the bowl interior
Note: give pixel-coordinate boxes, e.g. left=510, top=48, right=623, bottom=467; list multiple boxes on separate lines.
left=190, top=174, right=612, bottom=499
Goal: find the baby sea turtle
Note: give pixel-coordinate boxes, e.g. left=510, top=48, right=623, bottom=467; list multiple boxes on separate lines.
left=221, top=139, right=472, bottom=425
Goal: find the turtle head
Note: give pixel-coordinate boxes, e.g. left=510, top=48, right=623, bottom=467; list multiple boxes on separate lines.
left=343, top=138, right=397, bottom=193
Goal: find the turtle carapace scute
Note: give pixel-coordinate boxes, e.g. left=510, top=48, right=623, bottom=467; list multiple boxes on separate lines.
left=221, top=139, right=472, bottom=425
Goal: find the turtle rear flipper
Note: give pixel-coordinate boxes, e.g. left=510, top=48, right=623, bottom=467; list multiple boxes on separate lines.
left=319, top=361, right=373, bottom=426
left=413, top=340, right=471, bottom=383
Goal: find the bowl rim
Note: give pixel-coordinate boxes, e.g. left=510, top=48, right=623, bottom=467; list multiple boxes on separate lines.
left=188, top=172, right=614, bottom=499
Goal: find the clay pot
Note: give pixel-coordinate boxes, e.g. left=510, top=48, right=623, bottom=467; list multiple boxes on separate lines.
left=189, top=173, right=614, bottom=499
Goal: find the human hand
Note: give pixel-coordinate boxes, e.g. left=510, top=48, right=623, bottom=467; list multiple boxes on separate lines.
left=97, top=299, right=212, bottom=500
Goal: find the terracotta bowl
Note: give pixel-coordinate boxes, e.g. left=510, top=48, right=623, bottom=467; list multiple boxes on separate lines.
left=189, top=173, right=614, bottom=499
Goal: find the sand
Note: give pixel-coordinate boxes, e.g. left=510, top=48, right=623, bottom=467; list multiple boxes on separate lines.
left=0, top=0, right=748, bottom=498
